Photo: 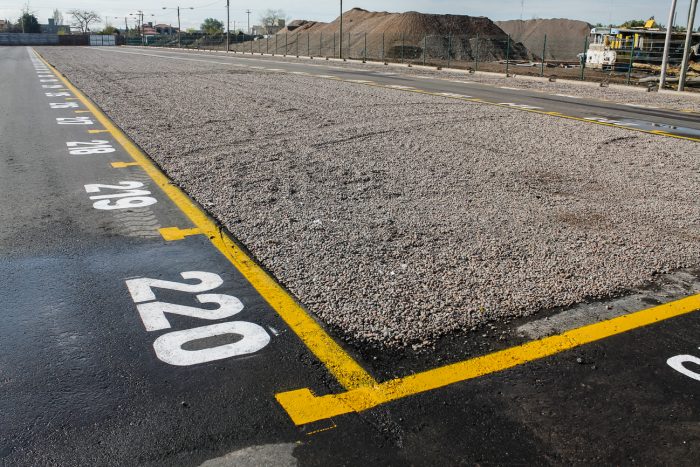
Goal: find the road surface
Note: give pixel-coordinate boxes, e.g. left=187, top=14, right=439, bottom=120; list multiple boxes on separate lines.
left=1, top=46, right=699, bottom=465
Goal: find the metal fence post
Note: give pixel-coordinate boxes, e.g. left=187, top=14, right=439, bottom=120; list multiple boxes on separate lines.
left=275, top=34, right=278, bottom=55
left=347, top=32, right=350, bottom=60
left=401, top=33, right=405, bottom=63
left=580, top=36, right=588, bottom=80
left=364, top=32, right=367, bottom=61
left=285, top=32, right=288, bottom=56
left=505, top=34, right=511, bottom=75
left=447, top=34, right=452, bottom=68
left=382, top=33, right=385, bottom=62
left=320, top=33, right=323, bottom=57
left=308, top=33, right=310, bottom=57
left=540, top=34, right=547, bottom=76
left=334, top=32, right=336, bottom=58
left=250, top=36, right=253, bottom=54
left=296, top=33, right=299, bottom=57
left=626, top=38, right=635, bottom=85
left=267, top=36, right=269, bottom=54
left=423, top=35, right=427, bottom=65
left=475, top=33, right=479, bottom=71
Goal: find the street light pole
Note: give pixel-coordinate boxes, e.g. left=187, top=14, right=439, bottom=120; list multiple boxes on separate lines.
left=678, top=0, right=699, bottom=91
left=246, top=9, right=251, bottom=35
left=660, top=0, right=679, bottom=88
left=177, top=6, right=181, bottom=47
left=163, top=6, right=193, bottom=48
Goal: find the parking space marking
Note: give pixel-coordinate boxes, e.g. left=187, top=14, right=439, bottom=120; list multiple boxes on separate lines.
left=37, top=47, right=700, bottom=428
left=276, top=293, right=700, bottom=425
left=35, top=49, right=377, bottom=391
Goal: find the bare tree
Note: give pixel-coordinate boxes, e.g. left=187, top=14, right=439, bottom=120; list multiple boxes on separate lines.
left=259, top=9, right=285, bottom=35
left=52, top=9, right=63, bottom=25
left=68, top=9, right=101, bottom=33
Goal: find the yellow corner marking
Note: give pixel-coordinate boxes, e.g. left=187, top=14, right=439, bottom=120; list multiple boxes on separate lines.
left=75, top=110, right=90, bottom=113
left=111, top=161, right=141, bottom=168
left=65, top=97, right=79, bottom=100
left=88, top=129, right=109, bottom=134
left=159, top=226, right=203, bottom=241
left=34, top=50, right=376, bottom=391
left=276, top=293, right=700, bottom=425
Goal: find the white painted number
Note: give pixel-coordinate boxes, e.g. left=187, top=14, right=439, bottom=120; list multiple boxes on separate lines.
left=125, top=271, right=271, bottom=366
left=66, top=140, right=115, bottom=155
left=135, top=294, right=244, bottom=331
left=667, top=353, right=700, bottom=381
left=126, top=271, right=223, bottom=303
left=50, top=102, right=79, bottom=109
left=84, top=181, right=157, bottom=210
left=57, top=117, right=93, bottom=125
left=153, top=322, right=270, bottom=366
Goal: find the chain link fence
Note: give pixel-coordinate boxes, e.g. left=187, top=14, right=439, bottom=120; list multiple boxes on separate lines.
left=133, top=31, right=698, bottom=88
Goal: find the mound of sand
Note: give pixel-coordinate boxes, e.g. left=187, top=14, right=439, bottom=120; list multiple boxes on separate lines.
left=496, top=18, right=592, bottom=61
left=273, top=8, right=531, bottom=61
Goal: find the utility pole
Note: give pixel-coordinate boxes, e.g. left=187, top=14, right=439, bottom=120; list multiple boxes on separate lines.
left=131, top=11, right=145, bottom=44
left=660, top=0, right=679, bottom=88
left=339, top=0, right=343, bottom=59
left=678, top=0, right=699, bottom=91
left=163, top=6, right=193, bottom=48
left=246, top=9, right=251, bottom=35
left=226, top=0, right=230, bottom=52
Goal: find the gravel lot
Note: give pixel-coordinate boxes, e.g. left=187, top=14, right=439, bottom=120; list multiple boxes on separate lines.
left=141, top=48, right=700, bottom=113
left=39, top=46, right=700, bottom=349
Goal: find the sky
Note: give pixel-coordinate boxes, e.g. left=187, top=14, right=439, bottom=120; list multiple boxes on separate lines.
left=0, top=0, right=696, bottom=31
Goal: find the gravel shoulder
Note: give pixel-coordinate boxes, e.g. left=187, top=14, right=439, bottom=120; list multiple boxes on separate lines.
left=38, top=46, right=700, bottom=349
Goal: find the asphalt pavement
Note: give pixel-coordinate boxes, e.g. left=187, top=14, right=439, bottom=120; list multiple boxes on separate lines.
left=1, top=45, right=700, bottom=465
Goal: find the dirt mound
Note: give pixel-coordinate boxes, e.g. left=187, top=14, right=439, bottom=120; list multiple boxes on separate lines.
left=496, top=18, right=591, bottom=61
left=274, top=8, right=532, bottom=62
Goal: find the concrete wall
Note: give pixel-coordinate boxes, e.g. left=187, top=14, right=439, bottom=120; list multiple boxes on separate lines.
left=0, top=33, right=59, bottom=45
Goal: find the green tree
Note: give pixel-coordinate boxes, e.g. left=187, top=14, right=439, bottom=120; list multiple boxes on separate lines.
left=100, top=25, right=118, bottom=35
left=201, top=17, right=224, bottom=35
left=18, top=12, right=40, bottom=33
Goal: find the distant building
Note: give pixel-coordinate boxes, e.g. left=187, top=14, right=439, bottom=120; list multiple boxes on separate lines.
left=142, top=22, right=157, bottom=36
left=154, top=23, right=177, bottom=35
left=252, top=19, right=285, bottom=36
left=40, top=18, right=70, bottom=34
left=0, top=19, right=9, bottom=31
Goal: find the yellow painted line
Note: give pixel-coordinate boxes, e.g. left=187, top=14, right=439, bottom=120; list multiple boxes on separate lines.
left=159, top=226, right=203, bottom=241
left=35, top=50, right=376, bottom=391
left=276, top=293, right=700, bottom=425
left=111, top=161, right=141, bottom=168
left=88, top=129, right=109, bottom=134
left=75, top=110, right=90, bottom=113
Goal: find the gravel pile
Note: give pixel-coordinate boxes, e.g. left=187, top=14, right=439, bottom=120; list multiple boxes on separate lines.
left=38, top=46, right=700, bottom=349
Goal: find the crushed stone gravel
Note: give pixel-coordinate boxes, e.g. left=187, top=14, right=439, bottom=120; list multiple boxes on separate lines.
left=38, top=46, right=700, bottom=349
left=131, top=47, right=700, bottom=113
